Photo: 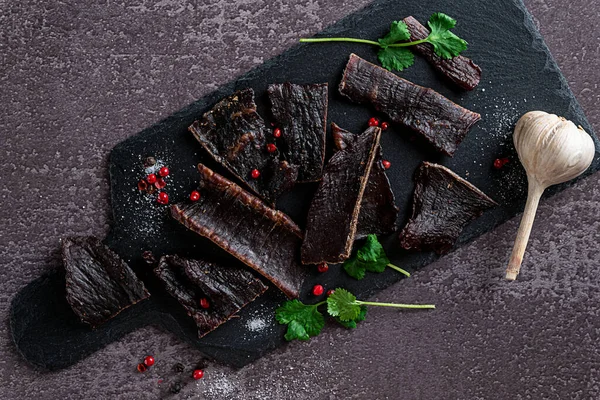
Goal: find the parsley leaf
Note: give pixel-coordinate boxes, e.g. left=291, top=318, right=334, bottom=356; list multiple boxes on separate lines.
left=275, top=299, right=325, bottom=341
left=343, top=234, right=407, bottom=279
left=378, top=21, right=410, bottom=47
left=327, top=288, right=362, bottom=322
left=377, top=47, right=415, bottom=72
left=426, top=13, right=468, bottom=59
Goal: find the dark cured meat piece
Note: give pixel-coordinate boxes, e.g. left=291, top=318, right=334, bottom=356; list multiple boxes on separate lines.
left=154, top=255, right=267, bottom=338
left=62, top=236, right=150, bottom=328
left=331, top=123, right=398, bottom=239
left=301, top=127, right=381, bottom=264
left=338, top=54, right=481, bottom=156
left=399, top=162, right=497, bottom=254
left=403, top=16, right=482, bottom=91
left=268, top=82, right=328, bottom=182
left=171, top=164, right=308, bottom=298
left=189, top=88, right=298, bottom=204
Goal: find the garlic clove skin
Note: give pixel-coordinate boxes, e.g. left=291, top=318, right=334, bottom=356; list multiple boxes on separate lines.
left=513, top=111, right=595, bottom=188
left=506, top=111, right=595, bottom=281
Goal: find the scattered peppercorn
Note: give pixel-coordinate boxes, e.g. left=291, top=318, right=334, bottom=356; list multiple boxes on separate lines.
left=144, top=356, right=155, bottom=367
left=173, top=362, right=185, bottom=373
left=159, top=166, right=170, bottom=177
left=145, top=157, right=157, bottom=167
left=199, top=298, right=210, bottom=309
left=190, top=191, right=201, bottom=202
left=327, top=289, right=335, bottom=296
left=138, top=179, right=148, bottom=191
left=157, top=192, right=169, bottom=205
left=137, top=363, right=147, bottom=373
left=382, top=160, right=391, bottom=170
left=155, top=178, right=167, bottom=189
left=142, top=251, right=156, bottom=265
left=266, top=143, right=277, bottom=153
left=170, top=381, right=183, bottom=394
left=251, top=169, right=260, bottom=179
left=192, top=369, right=204, bottom=380
left=317, top=263, right=329, bottom=273
left=312, top=284, right=324, bottom=296
left=493, top=157, right=510, bottom=169
left=146, top=174, right=157, bottom=184
left=368, top=117, right=380, bottom=127
left=273, top=128, right=282, bottom=138
left=381, top=122, right=389, bottom=130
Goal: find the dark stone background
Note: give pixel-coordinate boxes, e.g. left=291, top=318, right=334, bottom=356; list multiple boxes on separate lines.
left=1, top=0, right=598, bottom=398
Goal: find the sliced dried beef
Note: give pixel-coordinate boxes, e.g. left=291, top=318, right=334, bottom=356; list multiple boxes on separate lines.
left=154, top=255, right=268, bottom=338
left=338, top=54, right=481, bottom=156
left=267, top=82, right=328, bottom=182
left=62, top=236, right=150, bottom=328
left=171, top=164, right=308, bottom=298
left=301, top=126, right=381, bottom=264
left=399, top=162, right=497, bottom=254
left=189, top=88, right=298, bottom=204
left=403, top=16, right=481, bottom=91
left=331, top=123, right=398, bottom=238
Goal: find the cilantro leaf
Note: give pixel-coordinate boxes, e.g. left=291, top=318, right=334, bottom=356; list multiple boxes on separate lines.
left=276, top=299, right=325, bottom=341
left=356, top=234, right=381, bottom=262
left=378, top=21, right=410, bottom=47
left=334, top=305, right=367, bottom=329
left=377, top=47, right=415, bottom=72
left=426, top=13, right=467, bottom=59
left=343, top=234, right=394, bottom=279
left=327, top=288, right=362, bottom=321
left=343, top=255, right=367, bottom=280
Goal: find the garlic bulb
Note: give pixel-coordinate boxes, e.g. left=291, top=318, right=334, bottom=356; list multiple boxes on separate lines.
left=506, top=111, right=595, bottom=281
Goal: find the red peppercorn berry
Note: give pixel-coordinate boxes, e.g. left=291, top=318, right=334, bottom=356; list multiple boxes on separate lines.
left=327, top=289, right=335, bottom=296
left=190, top=191, right=201, bottom=202
left=137, top=363, right=147, bottom=373
left=144, top=356, right=155, bottom=367
left=381, top=122, right=389, bottom=130
left=266, top=143, right=277, bottom=153
left=251, top=169, right=260, bottom=179
left=193, top=369, right=204, bottom=380
left=155, top=178, right=167, bottom=189
left=368, top=117, right=379, bottom=127
left=159, top=166, right=170, bottom=177
left=138, top=179, right=148, bottom=191
left=146, top=174, right=157, bottom=184
left=493, top=158, right=509, bottom=169
left=273, top=128, right=282, bottom=138
left=312, top=284, right=324, bottom=296
left=382, top=160, right=391, bottom=170
left=317, top=263, right=329, bottom=273
left=157, top=192, right=169, bottom=205
left=199, top=298, right=210, bottom=309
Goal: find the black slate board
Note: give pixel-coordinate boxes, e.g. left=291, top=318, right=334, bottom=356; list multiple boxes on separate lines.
left=11, top=0, right=600, bottom=371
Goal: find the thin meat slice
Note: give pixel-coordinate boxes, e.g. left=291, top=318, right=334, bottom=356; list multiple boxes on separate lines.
left=301, top=127, right=381, bottom=264
left=154, top=255, right=268, bottom=338
left=339, top=54, right=481, bottom=156
left=62, top=236, right=150, bottom=328
left=268, top=82, right=328, bottom=182
left=189, top=88, right=298, bottom=204
left=331, top=123, right=398, bottom=238
left=171, top=164, right=308, bottom=298
left=403, top=16, right=481, bottom=90
left=399, top=162, right=497, bottom=254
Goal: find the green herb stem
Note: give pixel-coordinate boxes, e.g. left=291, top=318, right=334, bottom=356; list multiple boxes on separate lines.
left=299, top=37, right=429, bottom=49
left=314, top=300, right=327, bottom=307
left=388, top=38, right=429, bottom=47
left=386, top=263, right=411, bottom=277
left=356, top=301, right=435, bottom=309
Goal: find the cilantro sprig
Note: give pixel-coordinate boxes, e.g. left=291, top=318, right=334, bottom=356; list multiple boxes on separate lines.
left=299, top=13, right=467, bottom=72
left=343, top=234, right=410, bottom=280
left=275, top=288, right=435, bottom=342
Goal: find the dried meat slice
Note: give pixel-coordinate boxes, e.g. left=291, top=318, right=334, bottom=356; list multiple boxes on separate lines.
left=403, top=16, right=481, bottom=91
left=268, top=82, right=328, bottom=182
left=399, top=162, right=497, bottom=254
left=189, top=88, right=298, bottom=204
left=62, top=236, right=150, bottom=328
left=171, top=164, right=308, bottom=298
left=331, top=123, right=398, bottom=239
left=154, top=255, right=268, bottom=338
left=301, top=126, right=381, bottom=264
left=339, top=54, right=481, bottom=156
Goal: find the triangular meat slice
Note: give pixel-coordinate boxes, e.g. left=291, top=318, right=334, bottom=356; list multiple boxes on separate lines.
left=339, top=54, right=480, bottom=156
left=154, top=255, right=268, bottom=338
left=268, top=82, right=328, bottom=182
left=189, top=88, right=298, bottom=204
left=171, top=164, right=309, bottom=299
left=62, top=236, right=150, bottom=328
left=331, top=123, right=399, bottom=239
left=399, top=162, right=497, bottom=254
left=301, top=126, right=381, bottom=264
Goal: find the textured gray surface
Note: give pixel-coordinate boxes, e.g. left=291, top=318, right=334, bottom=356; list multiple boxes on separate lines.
left=1, top=0, right=599, bottom=399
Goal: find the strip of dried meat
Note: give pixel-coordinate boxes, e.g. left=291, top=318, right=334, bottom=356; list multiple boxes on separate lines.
left=331, top=123, right=398, bottom=239
left=189, top=88, right=298, bottom=204
left=171, top=164, right=308, bottom=298
left=62, top=236, right=150, bottom=328
left=399, top=162, right=497, bottom=254
left=338, top=54, right=481, bottom=156
left=301, top=126, right=381, bottom=264
left=268, top=82, right=328, bottom=182
left=154, top=255, right=268, bottom=338
left=403, top=16, right=482, bottom=91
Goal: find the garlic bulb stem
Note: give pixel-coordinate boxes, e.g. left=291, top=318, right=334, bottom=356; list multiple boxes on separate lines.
left=506, top=179, right=544, bottom=281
